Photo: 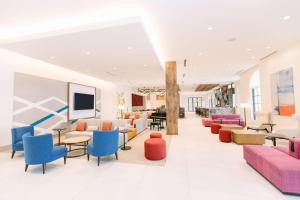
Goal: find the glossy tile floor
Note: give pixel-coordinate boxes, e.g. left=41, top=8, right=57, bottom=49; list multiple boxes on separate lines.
left=0, top=113, right=298, bottom=200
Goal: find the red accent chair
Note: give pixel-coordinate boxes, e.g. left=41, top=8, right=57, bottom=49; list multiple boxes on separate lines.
left=219, top=129, right=232, bottom=142
left=144, top=138, right=166, bottom=160
left=150, top=132, right=162, bottom=139
left=211, top=123, right=221, bottom=134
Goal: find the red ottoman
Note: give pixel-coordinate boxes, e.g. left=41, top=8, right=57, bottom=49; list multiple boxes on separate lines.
left=211, top=123, right=221, bottom=134
left=150, top=132, right=162, bottom=138
left=144, top=138, right=166, bottom=160
left=219, top=129, right=232, bottom=142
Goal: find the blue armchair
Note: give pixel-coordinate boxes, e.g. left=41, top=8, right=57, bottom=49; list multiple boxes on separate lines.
left=11, top=126, right=34, bottom=159
left=87, top=129, right=119, bottom=166
left=23, top=133, right=67, bottom=174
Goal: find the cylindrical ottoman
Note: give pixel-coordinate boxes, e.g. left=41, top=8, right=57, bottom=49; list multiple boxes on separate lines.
left=219, top=129, right=232, bottom=142
left=150, top=132, right=162, bottom=138
left=144, top=138, right=166, bottom=160
left=211, top=123, right=221, bottom=134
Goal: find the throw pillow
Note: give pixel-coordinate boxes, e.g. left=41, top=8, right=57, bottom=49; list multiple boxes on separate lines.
left=102, top=121, right=112, bottom=131
left=76, top=121, right=86, bottom=131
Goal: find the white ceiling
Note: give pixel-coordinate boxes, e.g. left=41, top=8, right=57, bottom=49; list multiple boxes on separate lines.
left=1, top=0, right=300, bottom=89
left=0, top=20, right=164, bottom=86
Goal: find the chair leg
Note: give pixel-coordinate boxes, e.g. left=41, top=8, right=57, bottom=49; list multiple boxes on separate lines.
left=64, top=156, right=67, bottom=165
left=11, top=151, right=16, bottom=159
left=97, top=157, right=100, bottom=166
left=87, top=153, right=90, bottom=161
left=25, top=164, right=29, bottom=172
left=115, top=152, right=118, bottom=160
left=42, top=163, right=46, bottom=174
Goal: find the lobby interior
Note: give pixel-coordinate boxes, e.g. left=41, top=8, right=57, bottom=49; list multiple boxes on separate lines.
left=1, top=1, right=300, bottom=200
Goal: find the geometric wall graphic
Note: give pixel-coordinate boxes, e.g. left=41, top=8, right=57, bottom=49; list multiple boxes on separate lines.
left=13, top=73, right=101, bottom=134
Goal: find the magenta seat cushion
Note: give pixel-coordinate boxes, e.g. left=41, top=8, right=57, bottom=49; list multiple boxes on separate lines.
left=243, top=145, right=300, bottom=194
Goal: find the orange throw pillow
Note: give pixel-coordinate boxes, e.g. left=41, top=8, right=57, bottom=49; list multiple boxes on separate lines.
left=76, top=121, right=86, bottom=131
left=124, top=112, right=130, bottom=119
left=102, top=121, right=112, bottom=131
left=135, top=114, right=140, bottom=119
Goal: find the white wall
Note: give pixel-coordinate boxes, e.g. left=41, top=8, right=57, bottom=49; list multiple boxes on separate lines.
left=0, top=49, right=132, bottom=146
left=236, top=42, right=300, bottom=128
left=147, top=93, right=165, bottom=109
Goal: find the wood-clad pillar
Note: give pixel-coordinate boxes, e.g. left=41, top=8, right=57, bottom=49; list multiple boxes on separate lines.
left=165, top=61, right=179, bottom=135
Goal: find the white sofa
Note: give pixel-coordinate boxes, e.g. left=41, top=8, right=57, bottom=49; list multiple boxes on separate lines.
left=133, top=113, right=148, bottom=133
left=65, top=119, right=133, bottom=147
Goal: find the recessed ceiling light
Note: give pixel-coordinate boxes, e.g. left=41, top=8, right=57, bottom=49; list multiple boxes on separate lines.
left=246, top=48, right=252, bottom=51
left=266, top=46, right=271, bottom=49
left=50, top=56, right=55, bottom=59
left=113, top=67, right=117, bottom=70
left=85, top=51, right=91, bottom=55
left=127, top=46, right=133, bottom=50
left=144, top=64, right=147, bottom=67
left=283, top=16, right=291, bottom=20
left=207, top=26, right=213, bottom=31
left=251, top=56, right=256, bottom=60
left=227, top=37, right=237, bottom=42
left=198, top=52, right=203, bottom=56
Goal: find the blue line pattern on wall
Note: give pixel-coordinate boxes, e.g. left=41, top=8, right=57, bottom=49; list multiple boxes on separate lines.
left=30, top=106, right=68, bottom=127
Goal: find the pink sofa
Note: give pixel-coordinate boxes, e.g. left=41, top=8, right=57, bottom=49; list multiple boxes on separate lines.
left=243, top=138, right=300, bottom=194
left=202, top=114, right=245, bottom=127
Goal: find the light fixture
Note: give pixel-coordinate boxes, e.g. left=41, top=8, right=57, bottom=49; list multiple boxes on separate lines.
left=85, top=51, right=91, bottom=55
left=246, top=48, right=252, bottom=52
left=207, top=26, right=213, bottom=31
left=198, top=52, right=203, bottom=56
left=50, top=56, right=55, bottom=59
left=113, top=67, right=117, bottom=70
left=251, top=56, right=256, bottom=60
left=127, top=46, right=133, bottom=50
left=144, top=64, right=147, bottom=67
left=283, top=16, right=291, bottom=20
left=266, top=46, right=271, bottom=49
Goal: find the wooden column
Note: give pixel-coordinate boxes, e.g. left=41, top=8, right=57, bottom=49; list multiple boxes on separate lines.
left=165, top=61, right=179, bottom=135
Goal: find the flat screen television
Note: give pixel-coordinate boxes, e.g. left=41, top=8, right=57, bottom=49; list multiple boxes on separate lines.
left=74, top=93, right=94, bottom=110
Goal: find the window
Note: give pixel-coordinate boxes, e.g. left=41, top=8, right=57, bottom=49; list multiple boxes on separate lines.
left=251, top=87, right=261, bottom=120
left=188, top=97, right=202, bottom=112
left=250, top=71, right=261, bottom=120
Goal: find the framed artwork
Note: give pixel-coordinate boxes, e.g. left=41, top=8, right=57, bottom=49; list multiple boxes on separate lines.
left=271, top=68, right=295, bottom=116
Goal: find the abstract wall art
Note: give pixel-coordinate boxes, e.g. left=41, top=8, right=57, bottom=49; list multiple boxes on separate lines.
left=271, top=68, right=295, bottom=116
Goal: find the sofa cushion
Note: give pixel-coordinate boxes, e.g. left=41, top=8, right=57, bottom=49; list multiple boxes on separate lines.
left=76, top=121, right=86, bottom=131
left=86, top=125, right=98, bottom=131
left=263, top=155, right=300, bottom=193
